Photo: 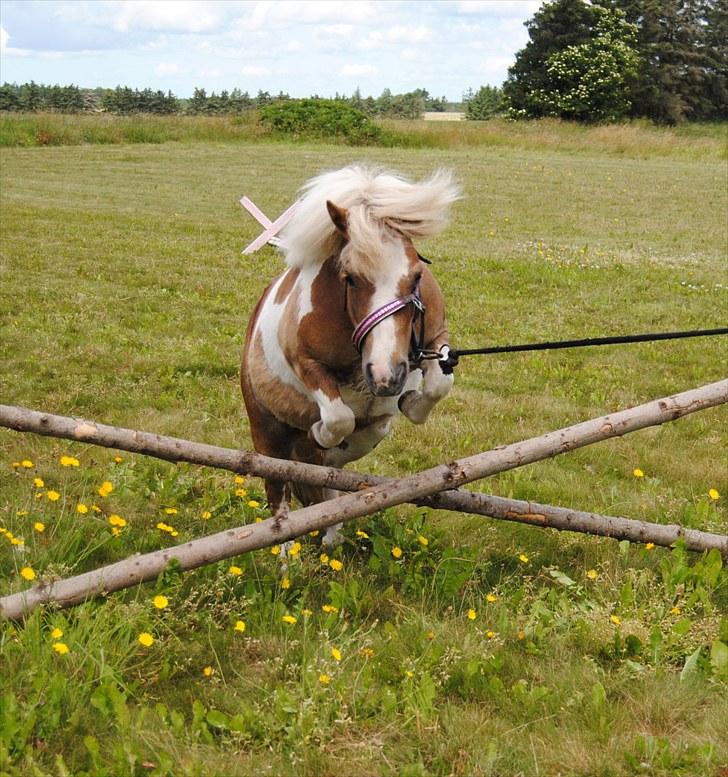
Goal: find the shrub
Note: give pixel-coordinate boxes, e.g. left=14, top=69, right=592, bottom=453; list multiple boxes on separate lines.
left=258, top=98, right=385, bottom=145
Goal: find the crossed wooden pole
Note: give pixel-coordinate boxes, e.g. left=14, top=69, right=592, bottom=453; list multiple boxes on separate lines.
left=1, top=378, right=726, bottom=619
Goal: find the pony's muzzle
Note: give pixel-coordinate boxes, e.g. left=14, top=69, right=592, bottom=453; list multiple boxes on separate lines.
left=365, top=360, right=408, bottom=397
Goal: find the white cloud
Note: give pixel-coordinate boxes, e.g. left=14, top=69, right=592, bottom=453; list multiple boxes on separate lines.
left=110, top=1, right=224, bottom=34
left=155, top=62, right=180, bottom=76
left=387, top=25, right=432, bottom=44
left=339, top=63, right=378, bottom=77
left=240, top=64, right=270, bottom=77
left=456, top=1, right=542, bottom=17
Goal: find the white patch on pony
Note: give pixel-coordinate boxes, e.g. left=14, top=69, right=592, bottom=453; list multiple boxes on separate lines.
left=310, top=390, right=356, bottom=448
left=253, top=274, right=308, bottom=396
left=399, top=359, right=453, bottom=425
left=295, top=263, right=322, bottom=323
left=362, top=240, right=410, bottom=383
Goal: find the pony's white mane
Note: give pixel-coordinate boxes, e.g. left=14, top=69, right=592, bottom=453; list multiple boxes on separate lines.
left=280, top=165, right=460, bottom=278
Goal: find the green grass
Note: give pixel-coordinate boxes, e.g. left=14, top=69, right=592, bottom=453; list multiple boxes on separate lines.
left=1, top=124, right=727, bottom=776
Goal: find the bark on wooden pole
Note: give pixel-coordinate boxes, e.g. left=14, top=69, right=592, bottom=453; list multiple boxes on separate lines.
left=1, top=401, right=726, bottom=554
left=1, top=379, right=726, bottom=619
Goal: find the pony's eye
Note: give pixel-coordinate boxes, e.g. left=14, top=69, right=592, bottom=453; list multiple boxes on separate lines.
left=344, top=274, right=356, bottom=288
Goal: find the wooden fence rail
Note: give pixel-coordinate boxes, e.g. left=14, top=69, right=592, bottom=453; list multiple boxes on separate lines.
left=1, top=378, right=726, bottom=619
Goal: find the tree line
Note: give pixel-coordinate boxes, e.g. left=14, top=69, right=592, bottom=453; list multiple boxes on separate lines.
left=0, top=82, right=452, bottom=120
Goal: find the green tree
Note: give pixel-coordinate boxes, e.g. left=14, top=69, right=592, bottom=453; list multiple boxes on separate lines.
left=529, top=6, right=641, bottom=121
left=598, top=0, right=727, bottom=122
left=504, top=0, right=596, bottom=118
left=464, top=85, right=505, bottom=119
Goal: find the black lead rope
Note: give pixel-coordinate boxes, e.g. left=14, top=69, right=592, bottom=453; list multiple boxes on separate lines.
left=435, top=327, right=728, bottom=373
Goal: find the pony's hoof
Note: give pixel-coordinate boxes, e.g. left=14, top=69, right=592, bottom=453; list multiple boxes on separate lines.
left=321, top=524, right=344, bottom=548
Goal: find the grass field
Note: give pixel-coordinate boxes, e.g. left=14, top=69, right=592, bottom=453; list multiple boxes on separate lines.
left=1, top=117, right=727, bottom=776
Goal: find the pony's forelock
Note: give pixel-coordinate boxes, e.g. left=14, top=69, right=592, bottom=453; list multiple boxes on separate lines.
left=280, top=165, right=460, bottom=279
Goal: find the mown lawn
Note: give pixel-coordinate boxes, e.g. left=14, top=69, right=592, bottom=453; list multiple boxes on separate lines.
left=1, top=122, right=727, bottom=776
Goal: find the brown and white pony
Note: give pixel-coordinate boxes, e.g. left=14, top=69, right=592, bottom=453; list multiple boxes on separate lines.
left=241, top=165, right=460, bottom=545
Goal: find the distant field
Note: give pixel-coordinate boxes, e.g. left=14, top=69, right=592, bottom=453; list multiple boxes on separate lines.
left=1, top=124, right=726, bottom=776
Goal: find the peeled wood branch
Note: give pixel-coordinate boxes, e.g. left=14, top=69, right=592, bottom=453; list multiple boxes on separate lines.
left=1, top=399, right=726, bottom=555
left=0, top=379, right=726, bottom=619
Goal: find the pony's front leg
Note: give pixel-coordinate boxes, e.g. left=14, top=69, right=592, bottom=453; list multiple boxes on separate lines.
left=399, top=355, right=453, bottom=425
left=299, top=361, right=355, bottom=448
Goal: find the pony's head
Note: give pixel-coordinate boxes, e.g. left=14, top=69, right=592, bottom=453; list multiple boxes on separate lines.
left=282, top=166, right=461, bottom=396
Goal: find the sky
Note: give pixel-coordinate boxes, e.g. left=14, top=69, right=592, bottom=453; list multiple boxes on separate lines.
left=0, top=1, right=543, bottom=102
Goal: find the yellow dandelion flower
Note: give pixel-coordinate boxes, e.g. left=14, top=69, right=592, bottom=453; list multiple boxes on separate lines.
left=360, top=647, right=375, bottom=658
left=234, top=476, right=245, bottom=485
left=645, top=543, right=655, bottom=551
left=47, top=491, right=60, bottom=502
left=11, top=537, right=24, bottom=546
left=255, top=517, right=263, bottom=523
left=708, top=488, right=720, bottom=501
left=52, top=642, right=70, bottom=655
left=331, top=647, right=342, bottom=662
left=467, top=609, right=477, bottom=621
left=228, top=565, right=243, bottom=577
left=247, top=500, right=260, bottom=508
left=288, top=542, right=302, bottom=558
left=108, top=515, right=127, bottom=527
left=235, top=488, right=247, bottom=498
left=16, top=511, right=28, bottom=517
left=670, top=606, right=681, bottom=616
left=153, top=595, right=169, bottom=610
left=91, top=505, right=102, bottom=513
left=270, top=545, right=281, bottom=556
left=319, top=553, right=329, bottom=564
left=355, top=529, right=369, bottom=539
left=163, top=508, right=178, bottom=516
left=51, top=627, right=63, bottom=639
left=170, top=531, right=178, bottom=537
left=202, top=666, right=214, bottom=677
left=425, top=631, right=435, bottom=641
left=309, top=530, right=319, bottom=537
left=201, top=510, right=212, bottom=520
left=485, top=630, right=497, bottom=639
left=21, top=460, right=33, bottom=468
left=60, top=455, right=80, bottom=467
left=33, top=522, right=45, bottom=533
left=319, top=674, right=331, bottom=685
left=35, top=492, right=43, bottom=500
left=282, top=614, right=297, bottom=625
left=322, top=604, right=338, bottom=613
left=418, top=535, right=429, bottom=546
left=11, top=461, right=21, bottom=468
left=138, top=632, right=154, bottom=647
left=76, top=504, right=89, bottom=514
left=234, top=620, right=246, bottom=633
left=111, top=527, right=122, bottom=538
left=610, top=615, right=621, bottom=626
left=518, top=553, right=529, bottom=564
left=517, top=630, right=526, bottom=640
left=113, top=456, right=123, bottom=464
left=329, top=559, right=343, bottom=571
left=301, top=608, right=313, bottom=617
left=486, top=593, right=497, bottom=603
left=98, top=481, right=113, bottom=497
left=391, top=546, right=403, bottom=559
left=633, top=468, right=645, bottom=478
left=586, top=569, right=598, bottom=580
left=405, top=670, right=414, bottom=678
left=281, top=577, right=291, bottom=589
left=33, top=477, right=44, bottom=488
left=20, top=567, right=35, bottom=581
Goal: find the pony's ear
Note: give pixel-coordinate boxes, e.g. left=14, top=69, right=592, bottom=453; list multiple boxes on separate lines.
left=326, top=200, right=349, bottom=237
